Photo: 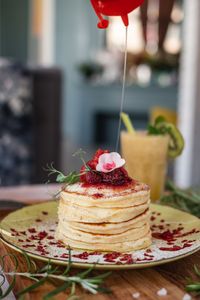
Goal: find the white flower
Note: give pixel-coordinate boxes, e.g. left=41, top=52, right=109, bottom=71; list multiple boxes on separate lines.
left=96, top=152, right=125, bottom=173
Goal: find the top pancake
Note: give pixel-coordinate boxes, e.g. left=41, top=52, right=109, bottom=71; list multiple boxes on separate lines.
left=61, top=181, right=150, bottom=209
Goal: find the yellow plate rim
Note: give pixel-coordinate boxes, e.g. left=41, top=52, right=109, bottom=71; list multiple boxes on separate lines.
left=0, top=202, right=200, bottom=270
left=0, top=234, right=200, bottom=270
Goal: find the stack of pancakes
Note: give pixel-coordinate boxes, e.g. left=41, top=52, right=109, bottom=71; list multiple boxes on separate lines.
left=56, top=181, right=152, bottom=252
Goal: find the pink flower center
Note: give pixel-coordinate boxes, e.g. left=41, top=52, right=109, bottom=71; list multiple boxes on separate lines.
left=103, top=162, right=116, bottom=171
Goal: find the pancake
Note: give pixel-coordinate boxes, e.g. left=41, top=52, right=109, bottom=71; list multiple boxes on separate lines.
left=56, top=231, right=152, bottom=252
left=58, top=199, right=150, bottom=223
left=56, top=179, right=152, bottom=252
left=56, top=222, right=150, bottom=244
left=61, top=181, right=149, bottom=208
left=61, top=209, right=150, bottom=234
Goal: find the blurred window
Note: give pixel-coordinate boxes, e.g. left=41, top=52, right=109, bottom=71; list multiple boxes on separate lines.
left=106, top=0, right=183, bottom=55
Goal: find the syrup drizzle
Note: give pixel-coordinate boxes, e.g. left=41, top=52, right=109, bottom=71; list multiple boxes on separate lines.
left=115, top=27, right=128, bottom=151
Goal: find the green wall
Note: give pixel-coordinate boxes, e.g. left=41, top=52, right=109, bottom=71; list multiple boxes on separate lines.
left=55, top=0, right=105, bottom=139
left=0, top=0, right=29, bottom=63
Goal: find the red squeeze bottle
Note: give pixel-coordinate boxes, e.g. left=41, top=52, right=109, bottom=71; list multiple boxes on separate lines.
left=90, top=0, right=144, bottom=29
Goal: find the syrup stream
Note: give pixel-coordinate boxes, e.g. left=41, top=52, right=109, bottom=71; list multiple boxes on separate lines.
left=115, top=27, right=128, bottom=152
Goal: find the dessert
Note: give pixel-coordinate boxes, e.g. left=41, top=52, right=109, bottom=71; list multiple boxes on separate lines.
left=56, top=150, right=152, bottom=252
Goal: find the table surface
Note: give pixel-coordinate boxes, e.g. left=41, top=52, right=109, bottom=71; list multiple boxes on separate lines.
left=0, top=184, right=199, bottom=300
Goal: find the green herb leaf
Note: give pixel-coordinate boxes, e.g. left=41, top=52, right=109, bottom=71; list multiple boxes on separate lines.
left=160, top=180, right=200, bottom=217
left=78, top=266, right=95, bottom=279
left=186, top=283, right=200, bottom=292
left=72, top=148, right=90, bottom=170
left=62, top=248, right=72, bottom=276
left=155, top=116, right=166, bottom=125
left=147, top=125, right=161, bottom=135
left=45, top=163, right=80, bottom=185
left=185, top=265, right=200, bottom=295
left=45, top=149, right=91, bottom=199
left=72, top=148, right=86, bottom=158
left=43, top=282, right=71, bottom=300
left=16, top=278, right=47, bottom=297
left=92, top=271, right=112, bottom=281
left=0, top=250, right=111, bottom=299
left=194, top=265, right=200, bottom=277
left=56, top=173, right=68, bottom=183
left=148, top=115, right=169, bottom=136
left=22, top=250, right=33, bottom=273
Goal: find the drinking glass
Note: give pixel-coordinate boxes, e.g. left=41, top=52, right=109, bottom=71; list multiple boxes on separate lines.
left=121, top=131, right=169, bottom=201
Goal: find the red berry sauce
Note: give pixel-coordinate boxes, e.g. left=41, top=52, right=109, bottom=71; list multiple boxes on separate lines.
left=80, top=149, right=133, bottom=187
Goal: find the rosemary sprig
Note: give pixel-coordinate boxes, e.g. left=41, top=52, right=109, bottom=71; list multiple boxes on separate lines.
left=45, top=163, right=80, bottom=185
left=0, top=249, right=111, bottom=299
left=186, top=265, right=200, bottom=295
left=44, top=149, right=92, bottom=198
left=160, top=180, right=200, bottom=217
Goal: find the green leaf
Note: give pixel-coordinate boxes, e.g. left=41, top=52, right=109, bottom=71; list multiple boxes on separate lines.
left=56, top=172, right=80, bottom=184
left=56, top=173, right=68, bottom=183
left=0, top=257, right=5, bottom=274
left=0, top=248, right=110, bottom=299
left=165, top=180, right=177, bottom=191
left=194, top=265, right=200, bottom=277
left=96, top=286, right=112, bottom=294
left=72, top=148, right=86, bottom=158
left=147, top=125, right=161, bottom=135
left=49, top=266, right=59, bottom=275
left=160, top=180, right=200, bottom=218
left=66, top=172, right=80, bottom=184
left=148, top=115, right=167, bottom=135
left=78, top=265, right=95, bottom=279
left=43, top=282, right=71, bottom=300
left=80, top=281, right=98, bottom=294
left=92, top=272, right=112, bottom=281
left=45, top=149, right=90, bottom=188
left=62, top=249, right=72, bottom=276
left=17, top=278, right=46, bottom=297
left=72, top=148, right=89, bottom=169
left=2, top=254, right=18, bottom=273
left=186, top=283, right=200, bottom=292
left=155, top=116, right=166, bottom=125
left=22, top=250, right=32, bottom=273
left=70, top=282, right=76, bottom=296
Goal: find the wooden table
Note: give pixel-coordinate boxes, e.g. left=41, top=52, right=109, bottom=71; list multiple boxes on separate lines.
left=0, top=185, right=199, bottom=300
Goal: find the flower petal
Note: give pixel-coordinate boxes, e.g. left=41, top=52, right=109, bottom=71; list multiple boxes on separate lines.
left=96, top=152, right=125, bottom=173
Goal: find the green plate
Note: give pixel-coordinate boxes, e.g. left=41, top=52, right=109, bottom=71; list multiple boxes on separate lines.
left=0, top=201, right=200, bottom=270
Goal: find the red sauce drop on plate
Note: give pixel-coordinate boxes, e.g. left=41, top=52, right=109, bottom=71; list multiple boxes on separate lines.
left=73, top=252, right=90, bottom=259
left=28, top=228, right=37, bottom=233
left=159, top=242, right=192, bottom=252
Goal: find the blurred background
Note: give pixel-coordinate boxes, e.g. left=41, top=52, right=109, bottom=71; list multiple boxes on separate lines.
left=0, top=0, right=199, bottom=187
